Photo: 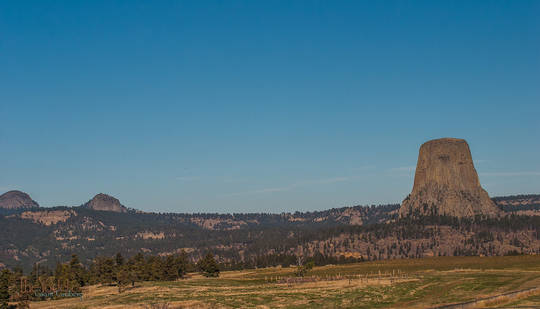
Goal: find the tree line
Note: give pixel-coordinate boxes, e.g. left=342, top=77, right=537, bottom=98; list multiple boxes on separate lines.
left=0, top=251, right=220, bottom=308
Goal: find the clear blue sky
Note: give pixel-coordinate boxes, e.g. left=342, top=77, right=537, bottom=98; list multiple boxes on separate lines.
left=1, top=1, right=539, bottom=213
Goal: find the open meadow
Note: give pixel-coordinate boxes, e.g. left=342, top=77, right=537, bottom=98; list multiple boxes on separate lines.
left=28, top=255, right=540, bottom=309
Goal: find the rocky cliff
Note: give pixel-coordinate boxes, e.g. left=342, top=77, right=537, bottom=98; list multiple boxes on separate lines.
left=399, top=138, right=500, bottom=218
left=0, top=190, right=39, bottom=209
left=83, top=193, right=128, bottom=213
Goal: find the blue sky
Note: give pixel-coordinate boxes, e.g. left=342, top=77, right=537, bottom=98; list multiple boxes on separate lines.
left=1, top=1, right=539, bottom=213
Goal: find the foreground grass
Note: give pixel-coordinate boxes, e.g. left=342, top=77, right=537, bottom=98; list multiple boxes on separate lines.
left=30, top=255, right=540, bottom=309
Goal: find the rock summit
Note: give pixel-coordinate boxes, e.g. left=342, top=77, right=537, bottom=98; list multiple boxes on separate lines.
left=83, top=193, right=128, bottom=213
left=0, top=190, right=40, bottom=209
left=399, top=138, right=500, bottom=218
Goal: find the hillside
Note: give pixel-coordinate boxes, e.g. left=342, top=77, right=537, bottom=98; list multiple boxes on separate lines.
left=83, top=193, right=128, bottom=213
left=493, top=194, right=540, bottom=211
left=26, top=256, right=540, bottom=309
left=0, top=194, right=539, bottom=271
left=0, top=190, right=39, bottom=213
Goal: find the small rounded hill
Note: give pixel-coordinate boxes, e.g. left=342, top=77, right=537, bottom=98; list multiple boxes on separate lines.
left=83, top=193, right=128, bottom=213
left=0, top=190, right=39, bottom=210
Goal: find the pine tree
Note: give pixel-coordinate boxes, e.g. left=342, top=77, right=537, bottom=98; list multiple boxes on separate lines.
left=197, top=253, right=220, bottom=277
left=176, top=250, right=189, bottom=278
left=127, top=267, right=138, bottom=287
left=116, top=266, right=130, bottom=293
left=0, top=269, right=10, bottom=309
left=93, top=256, right=115, bottom=285
left=115, top=253, right=124, bottom=267
left=147, top=256, right=163, bottom=281
left=131, top=253, right=146, bottom=282
left=69, top=254, right=86, bottom=288
left=163, top=255, right=178, bottom=281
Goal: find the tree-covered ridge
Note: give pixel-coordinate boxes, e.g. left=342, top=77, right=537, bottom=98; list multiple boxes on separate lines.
left=0, top=203, right=397, bottom=272
left=492, top=194, right=540, bottom=202
left=492, top=194, right=540, bottom=211
left=0, top=251, right=226, bottom=306
left=0, top=195, right=539, bottom=273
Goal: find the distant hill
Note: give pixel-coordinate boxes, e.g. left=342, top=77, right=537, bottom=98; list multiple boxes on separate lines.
left=0, top=192, right=539, bottom=271
left=492, top=194, right=540, bottom=205
left=0, top=190, right=39, bottom=212
left=82, top=193, right=128, bottom=213
left=492, top=194, right=540, bottom=212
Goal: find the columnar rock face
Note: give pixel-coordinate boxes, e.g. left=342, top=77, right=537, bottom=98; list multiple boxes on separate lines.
left=399, top=138, right=501, bottom=218
left=0, top=190, right=39, bottom=209
left=83, top=193, right=128, bottom=213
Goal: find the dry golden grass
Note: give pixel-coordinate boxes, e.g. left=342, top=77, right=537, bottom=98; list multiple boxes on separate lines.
left=28, top=255, right=540, bottom=309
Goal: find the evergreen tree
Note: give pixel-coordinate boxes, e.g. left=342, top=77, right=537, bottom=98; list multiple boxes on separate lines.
left=130, top=253, right=147, bottom=282
left=115, top=253, right=124, bottom=267
left=55, top=262, right=68, bottom=283
left=147, top=256, right=163, bottom=281
left=176, top=250, right=189, bottom=278
left=127, top=267, right=138, bottom=287
left=0, top=269, right=10, bottom=309
left=163, top=255, right=178, bottom=281
left=69, top=254, right=86, bottom=288
left=116, top=266, right=130, bottom=293
left=93, top=257, right=115, bottom=285
left=197, top=253, right=220, bottom=277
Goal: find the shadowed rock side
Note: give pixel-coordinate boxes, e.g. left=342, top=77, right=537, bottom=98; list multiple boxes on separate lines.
left=0, top=190, right=39, bottom=209
left=399, top=138, right=501, bottom=218
left=83, top=193, right=128, bottom=213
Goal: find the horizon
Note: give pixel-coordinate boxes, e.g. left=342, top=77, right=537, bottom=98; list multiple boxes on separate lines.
left=2, top=1, right=539, bottom=213
left=2, top=177, right=539, bottom=215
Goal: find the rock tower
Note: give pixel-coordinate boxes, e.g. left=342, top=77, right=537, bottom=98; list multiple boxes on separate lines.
left=399, top=138, right=500, bottom=218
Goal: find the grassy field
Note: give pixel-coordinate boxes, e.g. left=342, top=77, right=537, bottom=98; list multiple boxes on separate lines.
left=29, top=255, right=540, bottom=308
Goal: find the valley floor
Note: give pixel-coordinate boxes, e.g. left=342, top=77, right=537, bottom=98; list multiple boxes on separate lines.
left=29, top=255, right=540, bottom=309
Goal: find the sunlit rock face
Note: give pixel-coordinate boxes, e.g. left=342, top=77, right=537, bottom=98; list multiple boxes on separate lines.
left=399, top=138, right=500, bottom=218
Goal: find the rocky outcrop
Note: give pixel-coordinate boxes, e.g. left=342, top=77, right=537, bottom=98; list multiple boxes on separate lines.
left=0, top=190, right=39, bottom=209
left=18, top=209, right=75, bottom=225
left=83, top=193, right=128, bottom=213
left=399, top=138, right=501, bottom=218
